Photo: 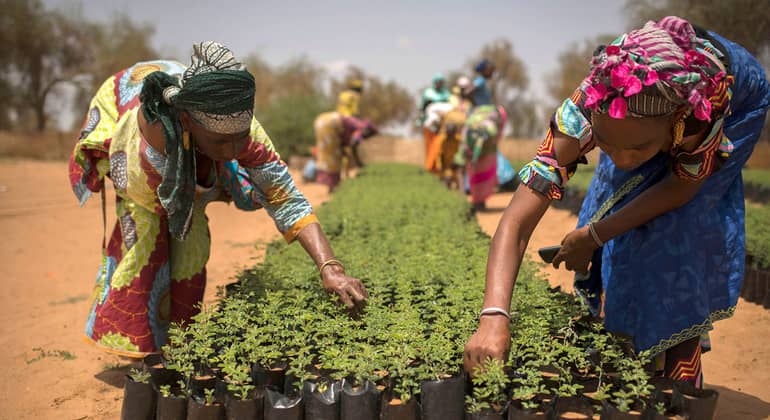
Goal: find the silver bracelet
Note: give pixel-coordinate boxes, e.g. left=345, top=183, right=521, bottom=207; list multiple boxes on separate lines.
left=479, top=307, right=511, bottom=320
left=588, top=223, right=604, bottom=247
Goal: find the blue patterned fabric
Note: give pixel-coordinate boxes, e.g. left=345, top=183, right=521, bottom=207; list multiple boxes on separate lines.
left=575, top=32, right=770, bottom=355
left=243, top=161, right=314, bottom=233
left=84, top=255, right=117, bottom=337
left=497, top=152, right=516, bottom=185
left=219, top=160, right=314, bottom=233
left=147, top=262, right=170, bottom=349
left=117, top=60, right=186, bottom=106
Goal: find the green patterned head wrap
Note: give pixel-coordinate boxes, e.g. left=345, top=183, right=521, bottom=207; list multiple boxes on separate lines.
left=139, top=41, right=255, bottom=240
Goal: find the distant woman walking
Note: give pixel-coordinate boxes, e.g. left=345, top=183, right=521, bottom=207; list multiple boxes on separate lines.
left=313, top=111, right=376, bottom=192
left=458, top=60, right=506, bottom=211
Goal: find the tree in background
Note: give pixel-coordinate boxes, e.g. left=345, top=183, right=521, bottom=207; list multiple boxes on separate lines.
left=0, top=76, right=13, bottom=130
left=546, top=35, right=616, bottom=108
left=70, top=13, right=158, bottom=129
left=88, top=14, right=158, bottom=83
left=507, top=98, right=544, bottom=140
left=0, top=0, right=91, bottom=131
left=270, top=57, right=327, bottom=100
left=244, top=54, right=275, bottom=111
left=625, top=0, right=770, bottom=57
left=255, top=58, right=330, bottom=158
left=254, top=60, right=414, bottom=158
left=258, top=93, right=330, bottom=158
left=467, top=39, right=537, bottom=138
left=0, top=1, right=157, bottom=132
left=359, top=78, right=414, bottom=127
left=330, top=65, right=415, bottom=127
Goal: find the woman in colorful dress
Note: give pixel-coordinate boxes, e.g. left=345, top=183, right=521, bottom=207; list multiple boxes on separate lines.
left=464, top=17, right=769, bottom=387
left=437, top=108, right=468, bottom=189
left=70, top=42, right=367, bottom=358
left=455, top=104, right=508, bottom=211
left=419, top=73, right=452, bottom=170
left=313, top=110, right=376, bottom=192
left=449, top=76, right=472, bottom=111
left=423, top=100, right=456, bottom=173
left=466, top=59, right=495, bottom=109
left=456, top=60, right=506, bottom=211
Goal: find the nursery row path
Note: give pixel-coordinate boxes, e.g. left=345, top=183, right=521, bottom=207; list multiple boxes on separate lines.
left=0, top=159, right=768, bottom=419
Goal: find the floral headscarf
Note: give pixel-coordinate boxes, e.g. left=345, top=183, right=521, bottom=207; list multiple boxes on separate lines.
left=583, top=16, right=731, bottom=121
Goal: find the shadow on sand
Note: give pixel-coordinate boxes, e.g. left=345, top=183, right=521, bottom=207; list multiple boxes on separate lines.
left=710, top=384, right=770, bottom=419
left=94, top=361, right=140, bottom=389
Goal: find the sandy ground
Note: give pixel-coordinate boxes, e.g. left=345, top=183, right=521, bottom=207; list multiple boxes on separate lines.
left=0, top=159, right=768, bottom=419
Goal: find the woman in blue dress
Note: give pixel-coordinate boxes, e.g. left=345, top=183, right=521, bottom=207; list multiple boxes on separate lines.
left=464, top=16, right=769, bottom=387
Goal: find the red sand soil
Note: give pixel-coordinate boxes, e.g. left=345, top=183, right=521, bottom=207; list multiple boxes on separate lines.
left=0, top=159, right=767, bottom=419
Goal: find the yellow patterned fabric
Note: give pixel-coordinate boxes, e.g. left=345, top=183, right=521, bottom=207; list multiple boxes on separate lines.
left=314, top=112, right=345, bottom=173
left=72, top=60, right=316, bottom=357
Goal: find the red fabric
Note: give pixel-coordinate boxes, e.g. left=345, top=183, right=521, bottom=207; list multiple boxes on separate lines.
left=316, top=170, right=341, bottom=188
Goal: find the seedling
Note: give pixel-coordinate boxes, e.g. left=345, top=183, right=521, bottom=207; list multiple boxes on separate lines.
left=141, top=164, right=680, bottom=416
left=203, top=388, right=217, bottom=406
left=128, top=368, right=151, bottom=384
left=159, top=384, right=172, bottom=398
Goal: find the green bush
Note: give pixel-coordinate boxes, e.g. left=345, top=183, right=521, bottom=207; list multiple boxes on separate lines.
left=743, top=168, right=770, bottom=189
left=568, top=165, right=596, bottom=193
left=257, top=93, right=330, bottom=159
left=746, top=204, right=770, bottom=270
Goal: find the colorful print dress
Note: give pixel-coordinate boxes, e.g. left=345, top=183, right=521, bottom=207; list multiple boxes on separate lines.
left=430, top=108, right=466, bottom=178
left=518, top=31, right=770, bottom=358
left=313, top=111, right=373, bottom=188
left=69, top=61, right=318, bottom=357
left=456, top=105, right=507, bottom=205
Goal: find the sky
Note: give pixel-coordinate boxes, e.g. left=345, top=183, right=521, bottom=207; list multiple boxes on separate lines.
left=43, top=0, right=629, bottom=130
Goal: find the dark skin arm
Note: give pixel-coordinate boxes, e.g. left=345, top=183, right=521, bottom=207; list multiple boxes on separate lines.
left=463, top=185, right=551, bottom=373
left=464, top=121, right=707, bottom=375
left=553, top=113, right=709, bottom=273
left=296, top=223, right=367, bottom=310
left=463, top=133, right=573, bottom=373
left=553, top=173, right=705, bottom=273
left=138, top=107, right=367, bottom=310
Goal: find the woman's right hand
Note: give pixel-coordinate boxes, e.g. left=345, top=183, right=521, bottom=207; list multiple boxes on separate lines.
left=463, top=314, right=511, bottom=376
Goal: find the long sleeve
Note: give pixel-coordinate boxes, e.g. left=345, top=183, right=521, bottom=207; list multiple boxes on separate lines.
left=225, top=118, right=318, bottom=242
left=69, top=74, right=121, bottom=205
left=518, top=87, right=595, bottom=200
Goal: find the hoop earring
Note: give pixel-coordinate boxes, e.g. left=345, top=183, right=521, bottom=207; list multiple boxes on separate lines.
left=672, top=118, right=685, bottom=148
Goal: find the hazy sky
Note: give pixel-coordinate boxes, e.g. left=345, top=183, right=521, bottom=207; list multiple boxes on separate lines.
left=44, top=0, right=628, bottom=100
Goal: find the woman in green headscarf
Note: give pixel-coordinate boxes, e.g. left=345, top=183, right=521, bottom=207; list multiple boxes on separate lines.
left=70, top=42, right=367, bottom=358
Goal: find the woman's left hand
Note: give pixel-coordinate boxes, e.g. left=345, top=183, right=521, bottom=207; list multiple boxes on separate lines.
left=321, top=265, right=368, bottom=310
left=552, top=226, right=598, bottom=274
